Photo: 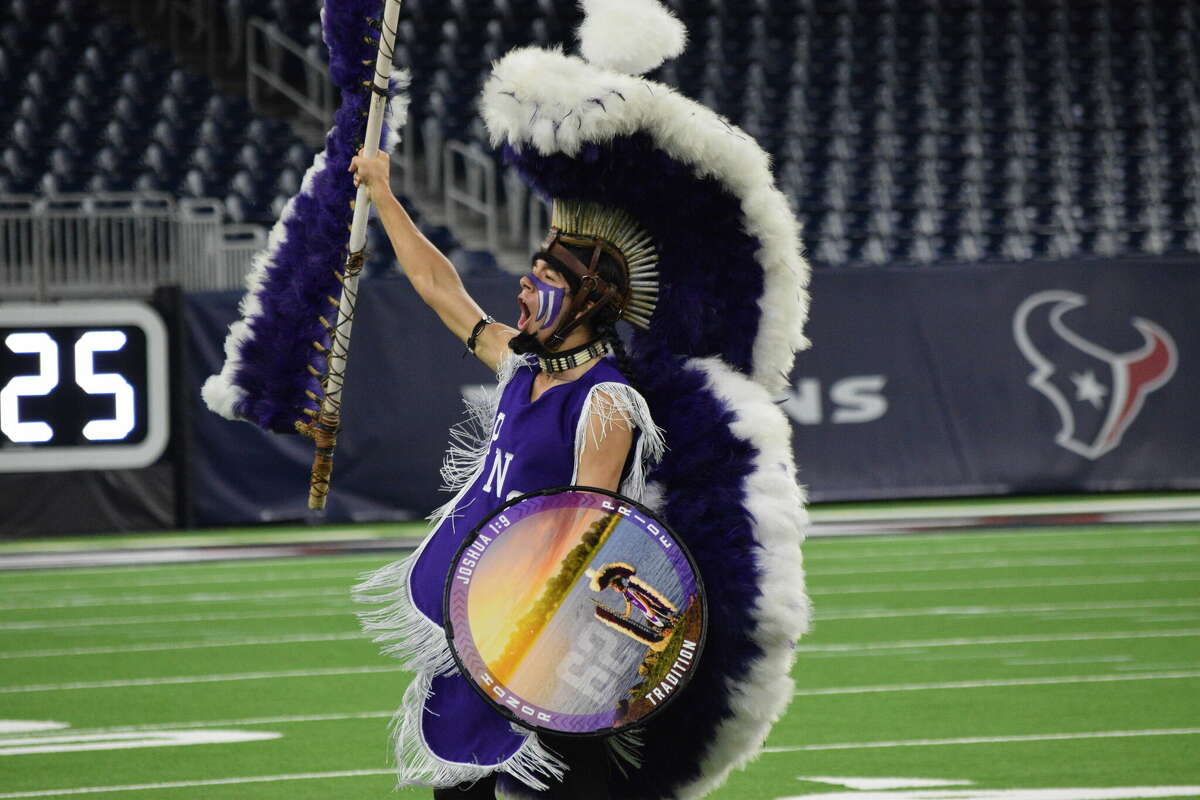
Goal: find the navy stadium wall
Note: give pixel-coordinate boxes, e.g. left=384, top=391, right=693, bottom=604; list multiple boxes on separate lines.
left=183, top=261, right=1199, bottom=527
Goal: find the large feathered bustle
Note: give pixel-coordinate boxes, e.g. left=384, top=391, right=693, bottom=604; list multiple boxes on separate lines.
left=202, top=0, right=409, bottom=433
left=481, top=4, right=812, bottom=798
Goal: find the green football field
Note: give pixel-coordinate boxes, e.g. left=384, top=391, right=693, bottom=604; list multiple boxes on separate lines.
left=2, top=522, right=1198, bottom=799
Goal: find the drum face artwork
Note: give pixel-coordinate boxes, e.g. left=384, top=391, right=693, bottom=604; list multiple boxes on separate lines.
left=444, top=487, right=706, bottom=736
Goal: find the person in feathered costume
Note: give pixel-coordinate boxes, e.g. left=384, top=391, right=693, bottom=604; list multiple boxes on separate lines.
left=354, top=1, right=814, bottom=799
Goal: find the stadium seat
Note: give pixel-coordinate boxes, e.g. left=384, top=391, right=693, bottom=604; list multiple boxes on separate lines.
left=7, top=0, right=1200, bottom=260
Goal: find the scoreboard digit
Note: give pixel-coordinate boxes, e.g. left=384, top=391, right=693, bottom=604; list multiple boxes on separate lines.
left=0, top=302, right=169, bottom=472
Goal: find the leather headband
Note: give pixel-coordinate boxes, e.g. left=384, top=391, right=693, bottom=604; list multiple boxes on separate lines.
left=535, top=228, right=628, bottom=348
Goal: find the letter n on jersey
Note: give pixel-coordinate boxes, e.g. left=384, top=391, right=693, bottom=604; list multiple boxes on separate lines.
left=482, top=448, right=514, bottom=499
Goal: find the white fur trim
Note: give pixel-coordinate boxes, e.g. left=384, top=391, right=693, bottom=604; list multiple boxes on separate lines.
left=381, top=68, right=411, bottom=152
left=570, top=381, right=665, bottom=502
left=481, top=48, right=810, bottom=396
left=577, top=0, right=686, bottom=76
left=202, top=67, right=410, bottom=422
left=200, top=149, right=326, bottom=420
left=672, top=357, right=811, bottom=800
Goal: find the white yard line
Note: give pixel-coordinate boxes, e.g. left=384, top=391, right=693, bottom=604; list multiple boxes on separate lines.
left=765, top=727, right=1200, bottom=753
left=5, top=536, right=1194, bottom=595
left=779, top=787, right=1200, bottom=800
left=813, top=573, right=1200, bottom=596
left=0, top=770, right=395, bottom=798
left=10, top=625, right=1194, bottom=662
left=0, top=666, right=402, bottom=694
left=795, top=628, right=1200, bottom=653
left=0, top=712, right=394, bottom=739
left=3, top=577, right=1196, bottom=631
left=810, top=537, right=1200, bottom=561
left=6, top=666, right=1195, bottom=698
left=0, top=729, right=281, bottom=757
left=0, top=587, right=348, bottom=612
left=793, top=670, right=1200, bottom=696
left=5, top=560, right=1195, bottom=614
left=0, top=608, right=352, bottom=631
left=0, top=549, right=372, bottom=571
left=0, top=555, right=389, bottom=579
left=810, top=554, right=1200, bottom=577
left=808, top=524, right=1200, bottom=543
left=1003, top=655, right=1133, bottom=666
left=811, top=497, right=1200, bottom=522
left=0, top=632, right=366, bottom=660
left=0, top=570, right=366, bottom=595
left=5, top=729, right=1200, bottom=797
left=816, top=599, right=1200, bottom=621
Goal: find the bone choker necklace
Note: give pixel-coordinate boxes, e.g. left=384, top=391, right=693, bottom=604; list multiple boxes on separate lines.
left=538, top=340, right=609, bottom=373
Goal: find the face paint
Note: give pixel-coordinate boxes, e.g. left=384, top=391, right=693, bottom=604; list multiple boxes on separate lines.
left=526, top=272, right=567, bottom=331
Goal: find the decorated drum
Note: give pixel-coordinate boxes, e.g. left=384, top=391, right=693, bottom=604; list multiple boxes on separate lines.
left=444, top=486, right=707, bottom=737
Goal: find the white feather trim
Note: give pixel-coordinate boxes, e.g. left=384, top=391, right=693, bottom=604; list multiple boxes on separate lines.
left=577, top=0, right=687, bottom=76
left=481, top=49, right=810, bottom=396
left=382, top=68, right=411, bottom=152
left=673, top=357, right=811, bottom=800
left=200, top=149, right=327, bottom=420
left=570, top=380, right=665, bottom=502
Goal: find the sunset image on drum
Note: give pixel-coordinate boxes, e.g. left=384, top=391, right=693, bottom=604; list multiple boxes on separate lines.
left=447, top=489, right=706, bottom=733
left=467, top=506, right=614, bottom=673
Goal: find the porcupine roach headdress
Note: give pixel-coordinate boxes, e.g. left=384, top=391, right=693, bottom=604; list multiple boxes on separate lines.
left=481, top=0, right=813, bottom=797
left=202, top=0, right=408, bottom=507
left=538, top=199, right=659, bottom=345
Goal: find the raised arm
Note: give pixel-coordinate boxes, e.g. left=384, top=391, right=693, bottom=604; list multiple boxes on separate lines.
left=350, top=150, right=516, bottom=370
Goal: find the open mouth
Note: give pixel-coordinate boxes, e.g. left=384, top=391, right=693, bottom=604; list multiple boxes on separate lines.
left=517, top=298, right=531, bottom=330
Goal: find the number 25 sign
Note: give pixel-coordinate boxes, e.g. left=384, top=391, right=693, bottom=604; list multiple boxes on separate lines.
left=0, top=302, right=169, bottom=472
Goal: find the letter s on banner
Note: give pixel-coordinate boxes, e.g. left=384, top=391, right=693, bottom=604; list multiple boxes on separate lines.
left=831, top=376, right=888, bottom=423
left=783, top=376, right=889, bottom=425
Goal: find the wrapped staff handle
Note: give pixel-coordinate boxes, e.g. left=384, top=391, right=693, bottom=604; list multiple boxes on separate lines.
left=307, top=0, right=404, bottom=510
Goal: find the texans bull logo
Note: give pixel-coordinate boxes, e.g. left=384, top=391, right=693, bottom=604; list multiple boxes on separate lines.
left=1013, top=290, right=1178, bottom=460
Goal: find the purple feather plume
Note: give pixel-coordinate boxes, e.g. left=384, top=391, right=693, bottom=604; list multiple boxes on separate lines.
left=203, top=0, right=409, bottom=434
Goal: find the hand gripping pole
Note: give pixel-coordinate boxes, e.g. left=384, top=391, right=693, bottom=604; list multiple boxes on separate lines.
left=307, top=0, right=403, bottom=510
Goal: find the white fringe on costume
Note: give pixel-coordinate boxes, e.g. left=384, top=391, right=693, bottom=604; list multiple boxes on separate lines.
left=355, top=354, right=664, bottom=791
left=353, top=354, right=523, bottom=678
left=572, top=381, right=667, bottom=499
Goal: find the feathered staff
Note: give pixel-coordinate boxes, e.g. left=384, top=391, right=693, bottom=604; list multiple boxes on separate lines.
left=202, top=0, right=408, bottom=509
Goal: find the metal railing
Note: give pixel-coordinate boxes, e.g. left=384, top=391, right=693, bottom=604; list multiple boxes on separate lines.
left=247, top=18, right=333, bottom=130
left=527, top=192, right=552, bottom=254
left=239, top=21, right=524, bottom=269
left=444, top=140, right=499, bottom=253
left=219, top=224, right=270, bottom=289
left=0, top=194, right=265, bottom=301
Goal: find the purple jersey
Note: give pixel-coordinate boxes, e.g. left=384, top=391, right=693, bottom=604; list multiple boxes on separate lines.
left=359, top=353, right=663, bottom=787
left=410, top=354, right=640, bottom=623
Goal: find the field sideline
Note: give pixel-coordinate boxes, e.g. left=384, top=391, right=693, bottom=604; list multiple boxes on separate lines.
left=1, top=522, right=1198, bottom=799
